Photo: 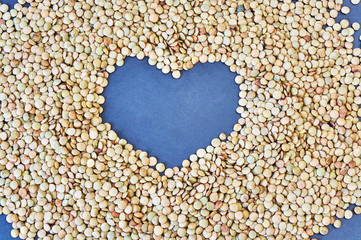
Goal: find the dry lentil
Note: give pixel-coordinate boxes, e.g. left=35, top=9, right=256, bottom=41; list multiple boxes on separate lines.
left=355, top=207, right=361, bottom=215
left=334, top=220, right=342, bottom=229
left=341, top=6, right=351, bottom=14
left=345, top=210, right=354, bottom=220
left=0, top=0, right=360, bottom=240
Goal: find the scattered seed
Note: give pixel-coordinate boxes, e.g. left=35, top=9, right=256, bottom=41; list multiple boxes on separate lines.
left=355, top=207, right=361, bottom=215
left=341, top=6, right=351, bottom=14
left=156, top=163, right=165, bottom=172
left=352, top=22, right=361, bottom=31
left=345, top=210, right=353, bottom=219
left=0, top=1, right=360, bottom=240
left=334, top=220, right=342, bottom=228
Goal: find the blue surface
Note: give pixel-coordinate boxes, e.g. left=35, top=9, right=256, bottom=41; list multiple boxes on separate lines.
left=0, top=215, right=14, bottom=240
left=102, top=57, right=239, bottom=167
left=1, top=0, right=361, bottom=239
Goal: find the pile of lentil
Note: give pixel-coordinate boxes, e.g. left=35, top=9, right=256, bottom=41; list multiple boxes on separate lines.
left=1, top=0, right=361, bottom=239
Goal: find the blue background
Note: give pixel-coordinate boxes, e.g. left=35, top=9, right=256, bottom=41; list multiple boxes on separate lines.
left=102, top=58, right=239, bottom=167
left=1, top=0, right=361, bottom=239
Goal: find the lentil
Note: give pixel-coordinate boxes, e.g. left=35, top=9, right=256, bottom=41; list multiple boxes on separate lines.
left=0, top=0, right=360, bottom=240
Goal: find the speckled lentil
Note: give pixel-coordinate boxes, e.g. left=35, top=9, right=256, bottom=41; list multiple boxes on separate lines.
left=0, top=0, right=361, bottom=240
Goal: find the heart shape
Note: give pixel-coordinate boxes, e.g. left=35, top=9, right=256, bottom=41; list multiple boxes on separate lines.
left=101, top=57, right=239, bottom=167
left=0, top=0, right=361, bottom=240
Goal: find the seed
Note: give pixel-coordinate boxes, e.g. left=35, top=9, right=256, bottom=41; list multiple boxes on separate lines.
left=272, top=90, right=282, bottom=100
left=320, top=227, right=329, bottom=235
left=334, top=220, right=342, bottom=228
left=341, top=6, right=350, bottom=14
left=196, top=148, right=206, bottom=158
left=355, top=207, right=361, bottom=215
left=1, top=0, right=361, bottom=240
left=211, top=138, right=221, bottom=147
left=10, top=229, right=19, bottom=238
left=351, top=0, right=360, bottom=4
left=154, top=226, right=163, bottom=235
left=156, top=163, right=165, bottom=172
left=345, top=210, right=353, bottom=219
left=149, top=13, right=159, bottom=23
left=18, top=189, right=27, bottom=198
left=352, top=22, right=360, bottom=31
left=340, top=19, right=350, bottom=28
left=149, top=157, right=157, bottom=166
left=194, top=200, right=203, bottom=210
left=172, top=70, right=181, bottom=79
left=164, top=168, right=174, bottom=178
left=329, top=110, right=339, bottom=119
left=219, top=133, right=226, bottom=140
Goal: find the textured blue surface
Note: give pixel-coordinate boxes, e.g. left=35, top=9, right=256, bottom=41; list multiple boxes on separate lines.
left=1, top=0, right=361, bottom=239
left=102, top=57, right=239, bottom=167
